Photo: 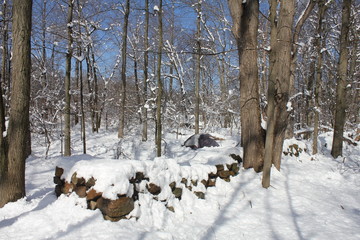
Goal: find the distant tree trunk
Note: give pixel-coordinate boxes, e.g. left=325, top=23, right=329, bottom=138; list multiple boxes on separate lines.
left=156, top=0, right=163, bottom=157
left=228, top=0, right=265, bottom=172
left=80, top=57, right=86, bottom=154
left=64, top=0, right=73, bottom=156
left=41, top=0, right=47, bottom=87
left=168, top=4, right=175, bottom=102
left=286, top=0, right=316, bottom=139
left=304, top=61, right=315, bottom=139
left=263, top=0, right=295, bottom=188
left=142, top=0, right=149, bottom=142
left=91, top=49, right=99, bottom=132
left=331, top=0, right=352, bottom=158
left=0, top=0, right=32, bottom=208
left=313, top=0, right=327, bottom=155
left=194, top=0, right=201, bottom=134
left=133, top=54, right=142, bottom=123
left=75, top=4, right=86, bottom=156
left=118, top=0, right=130, bottom=138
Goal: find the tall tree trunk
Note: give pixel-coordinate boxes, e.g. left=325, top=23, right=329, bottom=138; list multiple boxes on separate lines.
left=168, top=4, right=175, bottom=102
left=286, top=0, right=316, bottom=139
left=0, top=0, right=32, bottom=208
left=41, top=0, right=47, bottom=87
left=331, top=0, right=352, bottom=158
left=228, top=0, right=265, bottom=172
left=218, top=55, right=228, bottom=128
left=142, top=0, right=149, bottom=142
left=313, top=0, right=327, bottom=155
left=64, top=0, right=73, bottom=156
left=194, top=0, right=201, bottom=134
left=156, top=0, right=163, bottom=157
left=91, top=49, right=99, bottom=132
left=75, top=1, right=86, bottom=154
left=80, top=58, right=86, bottom=154
left=118, top=0, right=130, bottom=138
left=263, top=0, right=295, bottom=188
left=134, top=56, right=142, bottom=123
left=304, top=61, right=315, bottom=139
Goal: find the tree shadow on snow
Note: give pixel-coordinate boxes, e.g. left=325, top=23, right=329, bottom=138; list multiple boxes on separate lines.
left=0, top=188, right=56, bottom=229
left=200, top=165, right=314, bottom=240
left=199, top=170, right=259, bottom=240
left=49, top=213, right=101, bottom=239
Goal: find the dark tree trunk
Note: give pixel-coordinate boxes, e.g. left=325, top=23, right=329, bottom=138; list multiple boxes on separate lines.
left=313, top=0, right=327, bottom=155
left=0, top=0, right=32, bottom=208
left=331, top=0, right=352, bottom=158
left=64, top=0, right=73, bottom=156
left=118, top=0, right=130, bottom=138
left=286, top=0, right=316, bottom=139
left=263, top=0, right=295, bottom=188
left=142, top=0, right=149, bottom=142
left=228, top=0, right=265, bottom=172
left=194, top=0, right=201, bottom=134
left=156, top=0, right=163, bottom=157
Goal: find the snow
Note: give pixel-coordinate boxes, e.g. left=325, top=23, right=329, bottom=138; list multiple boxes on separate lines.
left=0, top=128, right=359, bottom=240
left=287, top=101, right=293, bottom=112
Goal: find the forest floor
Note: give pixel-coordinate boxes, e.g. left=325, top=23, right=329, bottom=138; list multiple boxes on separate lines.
left=0, top=125, right=359, bottom=240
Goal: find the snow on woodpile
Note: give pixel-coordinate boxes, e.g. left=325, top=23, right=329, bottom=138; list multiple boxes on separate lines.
left=54, top=156, right=241, bottom=221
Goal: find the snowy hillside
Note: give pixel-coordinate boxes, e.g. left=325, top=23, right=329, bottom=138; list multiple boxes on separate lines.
left=0, top=128, right=359, bottom=240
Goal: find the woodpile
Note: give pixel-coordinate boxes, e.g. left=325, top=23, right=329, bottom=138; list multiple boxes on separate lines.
left=54, top=154, right=242, bottom=222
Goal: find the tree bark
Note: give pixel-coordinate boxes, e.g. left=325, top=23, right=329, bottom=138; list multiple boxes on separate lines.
left=156, top=0, right=163, bottom=157
left=75, top=2, right=86, bottom=155
left=313, top=0, right=327, bottom=155
left=142, top=0, right=149, bottom=142
left=64, top=0, right=73, bottom=156
left=228, top=0, right=265, bottom=172
left=263, top=0, right=295, bottom=188
left=90, top=49, right=100, bottom=132
left=331, top=0, right=352, bottom=158
left=286, top=0, right=316, bottom=139
left=194, top=0, right=201, bottom=134
left=118, top=0, right=130, bottom=138
left=0, top=0, right=32, bottom=208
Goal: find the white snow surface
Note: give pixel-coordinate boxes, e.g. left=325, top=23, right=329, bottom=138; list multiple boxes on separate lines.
left=0, top=128, right=359, bottom=240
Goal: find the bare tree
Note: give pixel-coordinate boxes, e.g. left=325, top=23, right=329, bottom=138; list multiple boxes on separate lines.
left=263, top=0, right=295, bottom=188
left=286, top=0, right=316, bottom=139
left=64, top=0, right=74, bottom=156
left=156, top=0, right=163, bottom=157
left=194, top=0, right=201, bottom=134
left=331, top=0, right=352, bottom=158
left=118, top=0, right=130, bottom=138
left=313, top=0, right=328, bottom=154
left=0, top=0, right=32, bottom=208
left=142, top=0, right=150, bottom=142
left=228, top=0, right=265, bottom=172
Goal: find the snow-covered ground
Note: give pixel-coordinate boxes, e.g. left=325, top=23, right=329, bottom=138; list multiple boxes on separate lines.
left=0, top=127, right=359, bottom=240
